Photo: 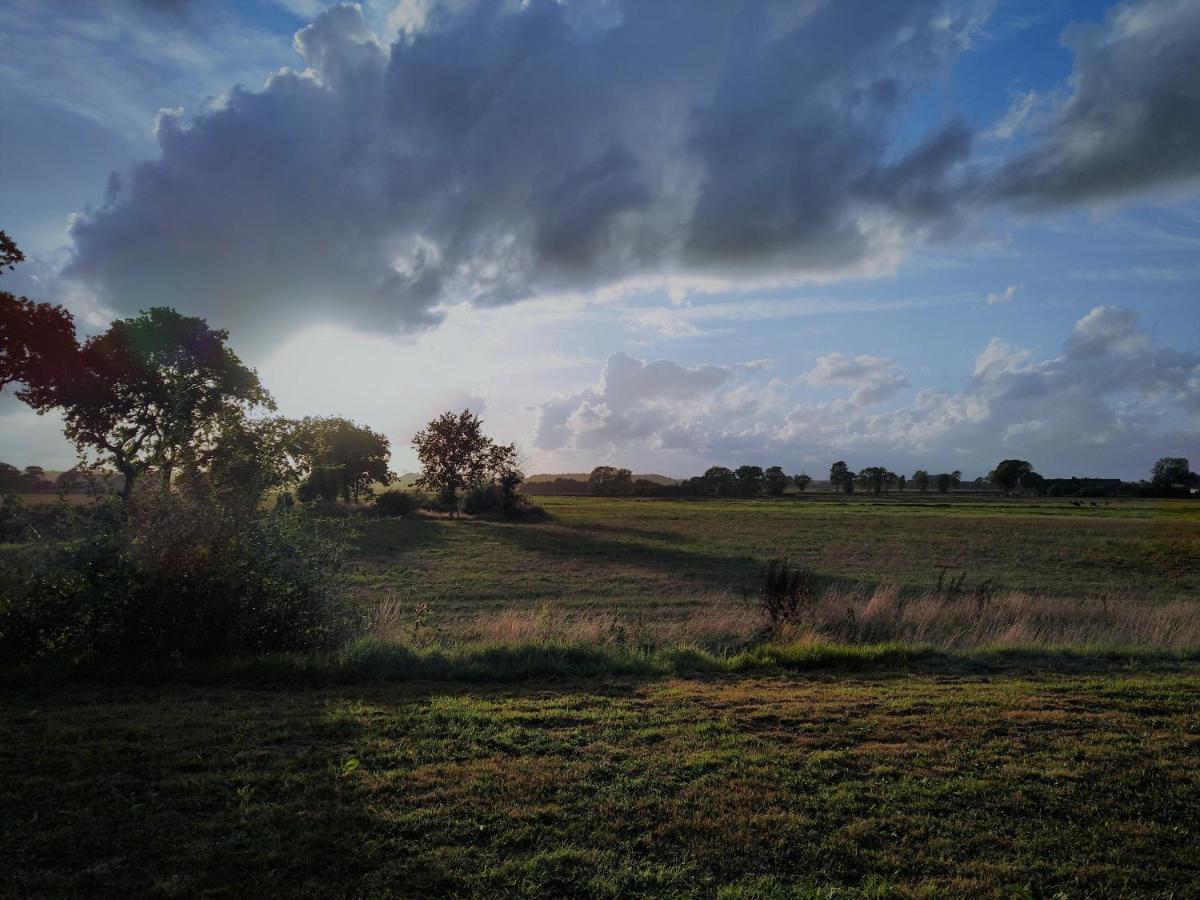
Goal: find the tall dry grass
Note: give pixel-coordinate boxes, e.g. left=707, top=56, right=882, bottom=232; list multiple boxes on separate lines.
left=369, top=585, right=1200, bottom=652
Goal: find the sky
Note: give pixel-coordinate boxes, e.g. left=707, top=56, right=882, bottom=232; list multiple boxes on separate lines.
left=1, top=0, right=1197, bottom=480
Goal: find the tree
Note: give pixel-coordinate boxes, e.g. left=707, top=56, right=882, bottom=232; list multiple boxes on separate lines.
left=0, top=462, right=19, bottom=492
left=859, top=466, right=892, bottom=495
left=829, top=461, right=855, bottom=495
left=988, top=459, right=1035, bottom=496
left=793, top=472, right=812, bottom=492
left=935, top=472, right=952, bottom=493
left=295, top=417, right=392, bottom=502
left=487, top=442, right=524, bottom=514
left=1151, top=457, right=1195, bottom=490
left=9, top=305, right=271, bottom=505
left=950, top=470, right=962, bottom=491
left=412, top=410, right=495, bottom=514
left=702, top=466, right=737, bottom=497
left=588, top=465, right=634, bottom=496
left=912, top=470, right=930, bottom=493
left=735, top=465, right=765, bottom=497
left=763, top=466, right=789, bottom=496
left=1, top=234, right=77, bottom=395
left=897, top=474, right=907, bottom=491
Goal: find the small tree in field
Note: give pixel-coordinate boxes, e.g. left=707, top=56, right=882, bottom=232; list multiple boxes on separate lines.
left=412, top=410, right=520, bottom=515
left=412, top=410, right=491, bottom=513
left=793, top=472, right=812, bottom=492
left=912, top=470, right=930, bottom=492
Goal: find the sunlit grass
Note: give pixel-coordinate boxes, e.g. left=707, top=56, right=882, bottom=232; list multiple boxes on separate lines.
left=6, top=668, right=1199, bottom=896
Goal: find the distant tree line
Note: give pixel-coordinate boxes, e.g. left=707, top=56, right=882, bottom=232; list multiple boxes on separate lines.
left=523, top=456, right=1197, bottom=500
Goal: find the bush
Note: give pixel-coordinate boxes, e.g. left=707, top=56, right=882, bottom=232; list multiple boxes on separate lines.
left=373, top=489, right=420, bottom=517
left=0, top=482, right=359, bottom=674
left=462, top=483, right=545, bottom=519
left=462, top=484, right=504, bottom=515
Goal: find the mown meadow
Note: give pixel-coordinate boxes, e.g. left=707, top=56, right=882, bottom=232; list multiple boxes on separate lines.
left=5, top=668, right=1199, bottom=897
left=351, top=495, right=1200, bottom=614
left=4, top=494, right=1200, bottom=896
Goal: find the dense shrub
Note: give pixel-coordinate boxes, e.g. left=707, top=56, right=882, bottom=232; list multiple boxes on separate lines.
left=462, top=483, right=544, bottom=519
left=373, top=489, right=420, bottom=517
left=0, top=483, right=358, bottom=673
left=462, top=484, right=503, bottom=515
left=0, top=494, right=118, bottom=543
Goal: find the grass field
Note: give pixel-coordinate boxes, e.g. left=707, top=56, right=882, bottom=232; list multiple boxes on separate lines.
left=5, top=666, right=1198, bottom=897
left=351, top=496, right=1200, bottom=619
left=6, top=495, right=1199, bottom=896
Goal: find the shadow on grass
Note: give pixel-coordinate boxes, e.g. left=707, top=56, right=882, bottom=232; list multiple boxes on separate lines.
left=463, top=516, right=763, bottom=595
left=349, top=515, right=451, bottom=561
left=11, top=640, right=1194, bottom=691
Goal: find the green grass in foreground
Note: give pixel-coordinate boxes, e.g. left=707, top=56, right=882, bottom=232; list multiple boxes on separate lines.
left=4, top=668, right=1198, bottom=897
left=350, top=496, right=1200, bottom=616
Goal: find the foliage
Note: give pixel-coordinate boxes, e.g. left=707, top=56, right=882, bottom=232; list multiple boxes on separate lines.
left=373, top=489, right=421, bottom=517
left=0, top=462, right=56, bottom=493
left=587, top=465, right=633, bottom=496
left=412, top=410, right=519, bottom=514
left=912, top=469, right=930, bottom=492
left=793, top=472, right=812, bottom=492
left=701, top=465, right=736, bottom=497
left=0, top=230, right=24, bottom=272
left=858, top=466, right=897, bottom=494
left=734, top=464, right=764, bottom=497
left=989, top=459, right=1035, bottom=495
left=1152, top=457, right=1196, bottom=492
left=0, top=233, right=77, bottom=394
left=829, top=460, right=855, bottom=494
left=0, top=480, right=357, bottom=672
left=294, top=416, right=392, bottom=503
left=762, top=466, right=789, bottom=496
left=5, top=304, right=272, bottom=504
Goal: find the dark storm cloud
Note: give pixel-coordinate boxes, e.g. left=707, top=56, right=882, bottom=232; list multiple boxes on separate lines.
left=62, top=0, right=1200, bottom=345
left=995, top=0, right=1200, bottom=206
left=65, top=0, right=981, bottom=344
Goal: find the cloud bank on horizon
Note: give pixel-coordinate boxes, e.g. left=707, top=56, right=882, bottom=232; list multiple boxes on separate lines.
left=534, top=305, right=1200, bottom=477
left=1, top=0, right=1198, bottom=478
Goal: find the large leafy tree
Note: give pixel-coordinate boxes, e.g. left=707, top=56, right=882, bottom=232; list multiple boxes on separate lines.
left=763, top=466, right=789, bottom=496
left=294, top=417, right=392, bottom=502
left=588, top=465, right=634, bottom=496
left=413, top=410, right=513, bottom=514
left=701, top=466, right=736, bottom=497
left=1151, top=457, right=1195, bottom=490
left=988, top=459, right=1035, bottom=496
left=829, top=460, right=855, bottom=494
left=735, top=465, right=765, bottom=497
left=859, top=466, right=894, bottom=495
left=793, top=472, right=812, bottom=492
left=0, top=234, right=77, bottom=395
left=912, top=470, right=930, bottom=492
left=8, top=303, right=271, bottom=504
